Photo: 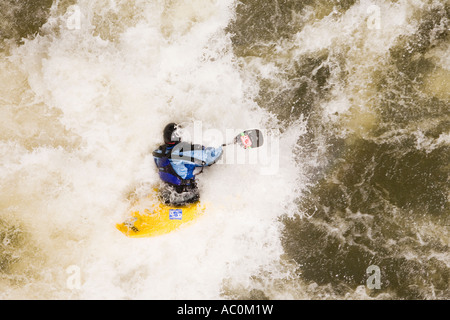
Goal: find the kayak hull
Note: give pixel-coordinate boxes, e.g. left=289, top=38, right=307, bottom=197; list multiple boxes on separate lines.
left=116, top=193, right=205, bottom=238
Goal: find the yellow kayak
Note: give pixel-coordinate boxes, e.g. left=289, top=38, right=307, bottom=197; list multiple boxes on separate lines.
left=116, top=191, right=205, bottom=238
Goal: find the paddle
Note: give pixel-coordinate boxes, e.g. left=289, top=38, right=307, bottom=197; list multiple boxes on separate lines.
left=222, top=129, right=264, bottom=149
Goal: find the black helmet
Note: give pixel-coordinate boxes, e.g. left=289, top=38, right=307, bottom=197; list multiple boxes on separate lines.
left=163, top=123, right=181, bottom=144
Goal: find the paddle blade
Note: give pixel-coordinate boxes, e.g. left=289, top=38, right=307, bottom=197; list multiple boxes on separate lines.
left=234, top=129, right=264, bottom=149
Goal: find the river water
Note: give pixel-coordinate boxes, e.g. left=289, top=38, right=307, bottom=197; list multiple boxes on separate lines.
left=0, top=0, right=448, bottom=299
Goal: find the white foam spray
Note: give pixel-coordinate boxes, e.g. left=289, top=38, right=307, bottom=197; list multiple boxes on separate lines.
left=1, top=0, right=304, bottom=299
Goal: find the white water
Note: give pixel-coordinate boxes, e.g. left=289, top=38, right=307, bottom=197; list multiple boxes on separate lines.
left=3, top=0, right=448, bottom=300
left=0, top=0, right=303, bottom=299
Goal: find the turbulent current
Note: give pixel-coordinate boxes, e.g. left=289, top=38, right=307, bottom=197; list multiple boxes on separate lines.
left=0, top=0, right=448, bottom=300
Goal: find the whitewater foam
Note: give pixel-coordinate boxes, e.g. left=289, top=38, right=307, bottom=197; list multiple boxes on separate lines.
left=1, top=0, right=303, bottom=299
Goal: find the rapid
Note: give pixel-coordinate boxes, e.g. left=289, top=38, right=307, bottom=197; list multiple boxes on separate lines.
left=1, top=0, right=448, bottom=299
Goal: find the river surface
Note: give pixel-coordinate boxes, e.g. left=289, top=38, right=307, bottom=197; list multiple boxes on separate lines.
left=0, top=0, right=448, bottom=299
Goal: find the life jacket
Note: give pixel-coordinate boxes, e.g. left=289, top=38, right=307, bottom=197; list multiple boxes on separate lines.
left=152, top=144, right=195, bottom=186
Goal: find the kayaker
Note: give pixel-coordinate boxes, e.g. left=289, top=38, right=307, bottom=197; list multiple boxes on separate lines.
left=153, top=123, right=223, bottom=206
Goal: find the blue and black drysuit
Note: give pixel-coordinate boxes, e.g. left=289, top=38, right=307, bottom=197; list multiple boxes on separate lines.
left=153, top=142, right=223, bottom=206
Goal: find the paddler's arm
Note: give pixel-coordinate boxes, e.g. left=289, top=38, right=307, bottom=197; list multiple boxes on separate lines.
left=184, top=145, right=223, bottom=167
left=201, top=146, right=223, bottom=167
left=172, top=143, right=223, bottom=167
